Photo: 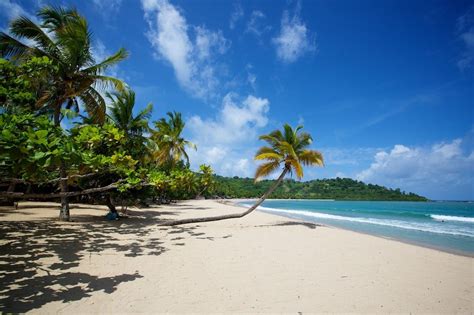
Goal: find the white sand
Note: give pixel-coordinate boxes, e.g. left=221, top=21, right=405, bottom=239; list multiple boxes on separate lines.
left=0, top=200, right=472, bottom=313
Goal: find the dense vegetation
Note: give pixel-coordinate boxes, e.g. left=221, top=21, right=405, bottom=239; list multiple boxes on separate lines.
left=0, top=6, right=215, bottom=221
left=213, top=176, right=428, bottom=201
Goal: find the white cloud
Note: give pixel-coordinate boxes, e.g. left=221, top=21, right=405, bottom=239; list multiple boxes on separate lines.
left=356, top=139, right=474, bottom=200
left=93, top=0, right=123, bottom=13
left=0, top=0, right=38, bottom=47
left=244, top=63, right=257, bottom=90
left=456, top=6, right=474, bottom=70
left=188, top=93, right=269, bottom=145
left=187, top=93, right=270, bottom=177
left=0, top=0, right=36, bottom=23
left=246, top=10, right=271, bottom=37
left=141, top=0, right=230, bottom=100
left=195, top=26, right=230, bottom=60
left=272, top=6, right=316, bottom=63
left=229, top=3, right=244, bottom=30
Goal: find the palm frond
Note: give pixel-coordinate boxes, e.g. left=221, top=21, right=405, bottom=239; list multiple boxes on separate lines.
left=255, top=145, right=278, bottom=156
left=184, top=140, right=197, bottom=151
left=254, top=161, right=281, bottom=182
left=136, top=103, right=153, bottom=121
left=91, top=75, right=127, bottom=92
left=83, top=47, right=128, bottom=74
left=279, top=141, right=298, bottom=160
left=298, top=150, right=324, bottom=166
left=78, top=87, right=106, bottom=124
left=255, top=152, right=282, bottom=161
left=9, top=16, right=59, bottom=58
left=289, top=158, right=304, bottom=179
left=0, top=32, right=34, bottom=59
left=38, top=6, right=78, bottom=31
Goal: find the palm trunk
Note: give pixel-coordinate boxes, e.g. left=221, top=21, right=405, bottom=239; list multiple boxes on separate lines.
left=159, top=167, right=289, bottom=226
left=54, top=106, right=70, bottom=221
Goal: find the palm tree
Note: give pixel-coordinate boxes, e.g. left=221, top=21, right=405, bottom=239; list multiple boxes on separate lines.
left=107, top=89, right=152, bottom=137
left=0, top=6, right=128, bottom=220
left=0, top=6, right=127, bottom=124
left=107, top=89, right=153, bottom=166
left=159, top=124, right=324, bottom=226
left=152, top=111, right=196, bottom=168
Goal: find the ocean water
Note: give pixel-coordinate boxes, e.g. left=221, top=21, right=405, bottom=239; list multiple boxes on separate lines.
left=240, top=200, right=474, bottom=256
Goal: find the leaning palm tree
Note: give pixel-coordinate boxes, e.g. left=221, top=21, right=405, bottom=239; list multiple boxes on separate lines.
left=159, top=124, right=324, bottom=226
left=152, top=111, right=196, bottom=168
left=0, top=6, right=128, bottom=220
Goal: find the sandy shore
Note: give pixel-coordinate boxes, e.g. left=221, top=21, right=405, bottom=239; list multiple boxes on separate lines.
left=0, top=200, right=472, bottom=313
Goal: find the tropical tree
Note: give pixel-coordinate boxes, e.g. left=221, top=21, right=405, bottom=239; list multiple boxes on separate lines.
left=107, top=89, right=152, bottom=137
left=158, top=124, right=324, bottom=226
left=0, top=6, right=128, bottom=220
left=107, top=89, right=152, bottom=160
left=152, top=111, right=196, bottom=168
left=0, top=56, right=56, bottom=111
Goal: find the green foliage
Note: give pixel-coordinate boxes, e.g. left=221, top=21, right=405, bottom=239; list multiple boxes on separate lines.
left=198, top=164, right=215, bottom=196
left=142, top=165, right=215, bottom=200
left=0, top=56, right=56, bottom=110
left=0, top=112, right=140, bottom=183
left=72, top=124, right=128, bottom=173
left=106, top=89, right=152, bottom=165
left=0, top=6, right=128, bottom=124
left=213, top=176, right=428, bottom=201
left=151, top=111, right=196, bottom=168
left=0, top=5, right=215, bottom=214
left=0, top=112, right=73, bottom=181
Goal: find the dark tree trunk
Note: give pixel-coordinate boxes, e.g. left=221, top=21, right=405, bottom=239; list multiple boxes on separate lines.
left=1, top=182, right=16, bottom=206
left=58, top=162, right=70, bottom=221
left=54, top=106, right=70, bottom=221
left=106, top=194, right=118, bottom=214
left=158, top=168, right=289, bottom=226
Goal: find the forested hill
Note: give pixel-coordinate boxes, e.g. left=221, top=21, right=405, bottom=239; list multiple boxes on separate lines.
left=213, top=176, right=428, bottom=201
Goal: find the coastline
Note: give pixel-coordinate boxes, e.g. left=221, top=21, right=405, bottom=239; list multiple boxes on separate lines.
left=229, top=198, right=474, bottom=257
left=0, top=200, right=472, bottom=313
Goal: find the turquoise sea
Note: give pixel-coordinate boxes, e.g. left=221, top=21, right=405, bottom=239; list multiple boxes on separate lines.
left=240, top=200, right=474, bottom=256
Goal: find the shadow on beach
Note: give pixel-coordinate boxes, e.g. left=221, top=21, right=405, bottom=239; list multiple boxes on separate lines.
left=0, top=203, right=220, bottom=313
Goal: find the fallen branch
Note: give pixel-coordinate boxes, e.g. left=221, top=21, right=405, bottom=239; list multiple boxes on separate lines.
left=0, top=180, right=126, bottom=199
left=1, top=173, right=101, bottom=185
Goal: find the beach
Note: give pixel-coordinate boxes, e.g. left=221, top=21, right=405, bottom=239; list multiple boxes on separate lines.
left=0, top=200, right=472, bottom=313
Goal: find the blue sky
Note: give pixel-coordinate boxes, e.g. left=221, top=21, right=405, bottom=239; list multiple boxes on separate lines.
left=1, top=0, right=473, bottom=200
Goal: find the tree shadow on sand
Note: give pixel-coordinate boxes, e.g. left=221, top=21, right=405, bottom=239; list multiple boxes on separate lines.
left=0, top=208, right=209, bottom=313
left=255, top=221, right=322, bottom=229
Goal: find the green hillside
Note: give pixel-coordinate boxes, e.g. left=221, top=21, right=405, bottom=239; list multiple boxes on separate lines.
left=213, top=176, right=428, bottom=201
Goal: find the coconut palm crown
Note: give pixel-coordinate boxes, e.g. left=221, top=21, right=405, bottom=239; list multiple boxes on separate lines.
left=107, top=89, right=152, bottom=137
left=152, top=111, right=196, bottom=167
left=0, top=6, right=128, bottom=124
left=255, top=124, right=324, bottom=181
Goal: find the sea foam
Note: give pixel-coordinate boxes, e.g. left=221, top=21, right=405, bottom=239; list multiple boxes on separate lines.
left=431, top=215, right=474, bottom=223
left=244, top=204, right=474, bottom=238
